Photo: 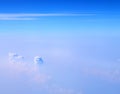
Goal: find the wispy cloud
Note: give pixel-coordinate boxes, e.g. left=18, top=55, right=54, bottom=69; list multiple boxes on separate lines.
left=0, top=13, right=95, bottom=20
left=0, top=17, right=36, bottom=20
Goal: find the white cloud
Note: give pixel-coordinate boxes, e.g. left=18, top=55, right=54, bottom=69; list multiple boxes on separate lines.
left=0, top=52, right=83, bottom=94
left=34, top=56, right=43, bottom=64
left=0, top=17, right=35, bottom=20
left=16, top=55, right=24, bottom=59
left=0, top=13, right=95, bottom=20
left=8, top=52, right=24, bottom=63
left=0, top=13, right=95, bottom=17
left=8, top=52, right=18, bottom=63
left=7, top=52, right=50, bottom=84
left=8, top=52, right=18, bottom=58
left=5, top=53, right=80, bottom=94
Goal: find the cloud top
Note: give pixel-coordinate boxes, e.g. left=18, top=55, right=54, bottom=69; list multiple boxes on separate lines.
left=7, top=52, right=50, bottom=84
left=34, top=56, right=43, bottom=64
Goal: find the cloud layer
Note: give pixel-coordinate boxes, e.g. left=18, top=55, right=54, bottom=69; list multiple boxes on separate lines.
left=7, top=52, right=50, bottom=83
left=5, top=52, right=83, bottom=94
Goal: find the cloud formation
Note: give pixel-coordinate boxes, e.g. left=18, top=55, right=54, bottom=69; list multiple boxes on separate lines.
left=3, top=52, right=81, bottom=94
left=7, top=52, right=50, bottom=84
left=0, top=13, right=95, bottom=20
left=8, top=52, right=24, bottom=63
left=34, top=56, right=43, bottom=64
left=0, top=17, right=35, bottom=20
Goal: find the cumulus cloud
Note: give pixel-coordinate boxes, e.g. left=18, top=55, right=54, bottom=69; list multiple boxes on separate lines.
left=7, top=52, right=50, bottom=84
left=34, top=56, right=43, bottom=64
left=8, top=52, right=24, bottom=63
left=0, top=52, right=82, bottom=94
left=8, top=52, right=18, bottom=63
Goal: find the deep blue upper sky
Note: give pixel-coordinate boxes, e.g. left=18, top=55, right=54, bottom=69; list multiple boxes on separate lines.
left=0, top=0, right=120, bottom=34
left=0, top=0, right=120, bottom=14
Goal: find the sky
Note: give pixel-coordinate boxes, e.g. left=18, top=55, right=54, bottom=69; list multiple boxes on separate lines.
left=0, top=0, right=120, bottom=94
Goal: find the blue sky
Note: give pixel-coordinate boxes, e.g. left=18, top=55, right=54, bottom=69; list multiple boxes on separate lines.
left=0, top=0, right=120, bottom=94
